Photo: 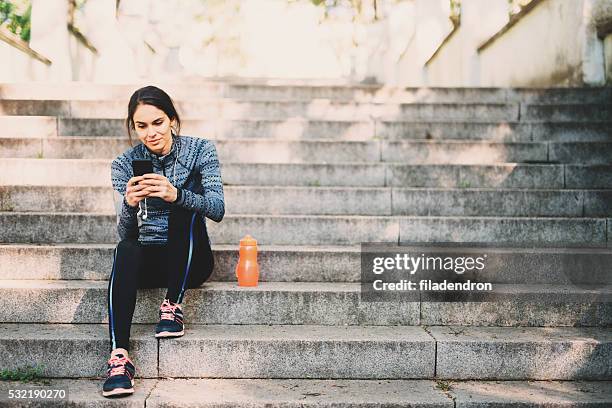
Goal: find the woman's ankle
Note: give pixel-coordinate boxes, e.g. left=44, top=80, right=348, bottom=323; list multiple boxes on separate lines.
left=111, top=347, right=129, bottom=356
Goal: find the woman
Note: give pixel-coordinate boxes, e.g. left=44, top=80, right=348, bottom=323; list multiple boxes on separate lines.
left=102, top=85, right=224, bottom=397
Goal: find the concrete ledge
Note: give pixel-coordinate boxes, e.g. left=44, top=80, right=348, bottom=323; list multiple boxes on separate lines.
left=1, top=324, right=609, bottom=381
left=376, top=122, right=608, bottom=143
left=449, top=379, right=612, bottom=407
left=1, top=378, right=610, bottom=406
left=0, top=378, right=157, bottom=406
left=0, top=83, right=610, bottom=103
left=0, top=159, right=387, bottom=187
left=566, top=165, right=612, bottom=188
left=398, top=216, right=607, bottom=246
left=431, top=326, right=612, bottom=380
left=2, top=244, right=612, bottom=285
left=387, top=164, right=564, bottom=188
left=5, top=185, right=611, bottom=218
left=381, top=141, right=547, bottom=164
left=392, top=188, right=584, bottom=217
left=1, top=213, right=607, bottom=246
left=5, top=137, right=612, bottom=165
left=522, top=104, right=612, bottom=122
left=0, top=280, right=608, bottom=326
left=146, top=379, right=452, bottom=407
left=0, top=116, right=56, bottom=138
left=0, top=323, right=157, bottom=377
left=421, top=284, right=612, bottom=327
left=0, top=280, right=420, bottom=325
left=158, top=325, right=435, bottom=378
left=0, top=185, right=393, bottom=215
left=1, top=99, right=520, bottom=121
left=549, top=142, right=612, bottom=165
left=373, top=103, right=519, bottom=122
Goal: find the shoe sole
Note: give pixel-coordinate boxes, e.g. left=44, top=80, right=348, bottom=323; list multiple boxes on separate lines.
left=155, top=330, right=184, bottom=338
left=102, top=380, right=135, bottom=397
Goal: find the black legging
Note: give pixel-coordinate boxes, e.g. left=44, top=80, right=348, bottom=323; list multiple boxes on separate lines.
left=107, top=207, right=214, bottom=352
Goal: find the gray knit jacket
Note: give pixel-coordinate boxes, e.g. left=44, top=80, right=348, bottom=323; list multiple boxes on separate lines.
left=111, top=135, right=225, bottom=245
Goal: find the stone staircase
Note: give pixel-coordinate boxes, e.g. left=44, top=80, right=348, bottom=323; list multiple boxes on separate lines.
left=0, top=82, right=610, bottom=406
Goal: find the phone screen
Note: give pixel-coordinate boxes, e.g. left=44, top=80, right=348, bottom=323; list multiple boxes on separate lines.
left=132, top=160, right=153, bottom=177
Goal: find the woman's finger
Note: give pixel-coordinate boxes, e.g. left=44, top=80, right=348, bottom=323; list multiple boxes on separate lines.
left=146, top=191, right=171, bottom=200
left=144, top=185, right=166, bottom=193
left=128, top=176, right=144, bottom=185
left=139, top=179, right=165, bottom=186
left=128, top=184, right=147, bottom=193
left=129, top=190, right=149, bottom=198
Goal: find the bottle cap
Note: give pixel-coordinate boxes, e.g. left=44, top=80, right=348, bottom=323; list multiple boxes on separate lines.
left=240, top=235, right=257, bottom=246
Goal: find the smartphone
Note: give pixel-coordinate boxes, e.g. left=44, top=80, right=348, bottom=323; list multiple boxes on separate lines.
left=132, top=159, right=153, bottom=178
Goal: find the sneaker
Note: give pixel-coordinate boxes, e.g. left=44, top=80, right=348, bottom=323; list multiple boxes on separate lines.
left=155, top=298, right=185, bottom=338
left=102, top=349, right=135, bottom=397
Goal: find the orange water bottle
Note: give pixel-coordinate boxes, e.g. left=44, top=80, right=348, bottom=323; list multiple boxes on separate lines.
left=236, top=235, right=259, bottom=286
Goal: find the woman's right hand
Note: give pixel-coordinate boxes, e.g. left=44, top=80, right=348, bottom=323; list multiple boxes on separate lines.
left=125, top=176, right=149, bottom=207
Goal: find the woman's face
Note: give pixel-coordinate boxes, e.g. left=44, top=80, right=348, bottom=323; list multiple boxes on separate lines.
left=133, top=103, right=175, bottom=155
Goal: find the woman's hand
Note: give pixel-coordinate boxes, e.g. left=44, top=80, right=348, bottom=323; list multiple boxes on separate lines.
left=138, top=173, right=178, bottom=203
left=125, top=175, right=149, bottom=207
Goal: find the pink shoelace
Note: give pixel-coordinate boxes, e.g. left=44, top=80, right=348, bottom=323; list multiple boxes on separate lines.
left=160, top=300, right=182, bottom=321
left=108, top=355, right=131, bottom=377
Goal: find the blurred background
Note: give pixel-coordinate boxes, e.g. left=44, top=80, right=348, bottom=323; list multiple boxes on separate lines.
left=1, top=0, right=611, bottom=86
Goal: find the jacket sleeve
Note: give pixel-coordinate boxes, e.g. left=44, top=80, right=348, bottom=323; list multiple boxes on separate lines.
left=111, top=157, right=139, bottom=240
left=174, top=140, right=225, bottom=222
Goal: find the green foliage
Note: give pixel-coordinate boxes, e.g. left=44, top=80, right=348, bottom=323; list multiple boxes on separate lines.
left=0, top=365, right=49, bottom=384
left=435, top=379, right=453, bottom=392
left=458, top=180, right=471, bottom=189
left=0, top=0, right=31, bottom=42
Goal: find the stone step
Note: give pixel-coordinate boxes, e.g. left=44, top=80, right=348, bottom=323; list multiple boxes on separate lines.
left=0, top=116, right=57, bottom=138
left=0, top=185, right=390, bottom=215
left=1, top=244, right=610, bottom=285
left=566, top=165, right=612, bottom=189
left=0, top=116, right=376, bottom=140
left=5, top=137, right=612, bottom=164
left=2, top=185, right=612, bottom=217
left=522, top=104, right=612, bottom=122
left=0, top=378, right=608, bottom=407
left=1, top=158, right=588, bottom=188
left=5, top=100, right=609, bottom=123
left=0, top=323, right=609, bottom=380
left=4, top=116, right=607, bottom=142
left=1, top=82, right=610, bottom=103
left=0, top=158, right=387, bottom=187
left=52, top=118, right=612, bottom=141
left=0, top=280, right=609, bottom=326
left=0, top=100, right=522, bottom=121
left=0, top=212, right=607, bottom=246
left=377, top=121, right=612, bottom=142
left=0, top=137, right=564, bottom=164
left=1, top=137, right=380, bottom=163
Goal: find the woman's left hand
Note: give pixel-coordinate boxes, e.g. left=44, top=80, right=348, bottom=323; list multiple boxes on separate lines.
left=140, top=173, right=178, bottom=203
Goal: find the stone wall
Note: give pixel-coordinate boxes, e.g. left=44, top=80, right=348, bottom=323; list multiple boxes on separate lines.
left=478, top=0, right=607, bottom=86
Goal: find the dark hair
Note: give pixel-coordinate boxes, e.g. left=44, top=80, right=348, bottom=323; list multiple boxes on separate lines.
left=125, top=85, right=181, bottom=146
